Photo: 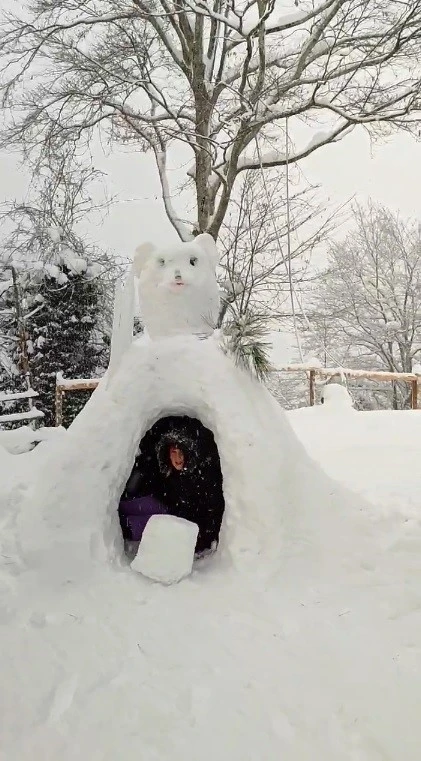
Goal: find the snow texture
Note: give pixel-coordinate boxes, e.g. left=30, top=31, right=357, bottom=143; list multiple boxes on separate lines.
left=0, top=407, right=44, bottom=424
left=131, top=514, right=198, bottom=583
left=107, top=265, right=135, bottom=382
left=134, top=234, right=220, bottom=339
left=0, top=425, right=65, bottom=455
left=2, top=334, right=421, bottom=759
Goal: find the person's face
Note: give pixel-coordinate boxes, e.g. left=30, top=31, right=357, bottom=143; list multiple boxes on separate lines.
left=169, top=446, right=185, bottom=471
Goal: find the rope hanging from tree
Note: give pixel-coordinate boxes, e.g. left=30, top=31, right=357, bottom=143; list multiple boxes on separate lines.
left=254, top=119, right=349, bottom=395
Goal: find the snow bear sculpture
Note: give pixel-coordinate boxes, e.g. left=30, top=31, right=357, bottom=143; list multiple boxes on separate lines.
left=133, top=233, right=220, bottom=339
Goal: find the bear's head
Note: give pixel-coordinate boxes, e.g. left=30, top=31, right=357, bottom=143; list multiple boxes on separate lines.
left=133, top=233, right=219, bottom=292
left=133, top=233, right=220, bottom=339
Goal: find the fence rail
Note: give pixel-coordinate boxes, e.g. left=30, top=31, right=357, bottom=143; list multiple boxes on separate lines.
left=276, top=365, right=420, bottom=409
left=55, top=376, right=100, bottom=426
left=0, top=388, right=44, bottom=426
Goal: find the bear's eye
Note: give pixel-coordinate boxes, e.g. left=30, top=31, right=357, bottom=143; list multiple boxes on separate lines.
left=158, top=258, right=165, bottom=267
left=190, top=256, right=197, bottom=266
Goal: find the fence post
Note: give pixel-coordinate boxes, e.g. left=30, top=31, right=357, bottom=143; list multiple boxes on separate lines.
left=55, top=383, right=63, bottom=427
left=411, top=378, right=418, bottom=410
left=309, top=370, right=316, bottom=406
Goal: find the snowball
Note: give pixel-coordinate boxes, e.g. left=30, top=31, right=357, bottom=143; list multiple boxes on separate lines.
left=133, top=234, right=220, bottom=339
left=130, top=514, right=199, bottom=584
left=67, top=256, right=88, bottom=275
left=45, top=263, right=60, bottom=279
left=321, top=383, right=353, bottom=408
left=47, top=224, right=63, bottom=243
left=86, top=262, right=102, bottom=278
left=56, top=271, right=68, bottom=285
left=61, top=248, right=88, bottom=275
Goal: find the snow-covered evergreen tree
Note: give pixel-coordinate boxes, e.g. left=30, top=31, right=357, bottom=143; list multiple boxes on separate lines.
left=26, top=259, right=107, bottom=427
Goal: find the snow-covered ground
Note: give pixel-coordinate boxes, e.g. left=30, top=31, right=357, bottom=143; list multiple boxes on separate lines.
left=1, top=336, right=421, bottom=760
left=288, top=403, right=421, bottom=520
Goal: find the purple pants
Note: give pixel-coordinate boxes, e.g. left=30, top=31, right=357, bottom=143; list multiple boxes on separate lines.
left=118, top=495, right=168, bottom=541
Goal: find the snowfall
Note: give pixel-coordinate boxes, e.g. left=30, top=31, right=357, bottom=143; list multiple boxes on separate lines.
left=1, top=333, right=421, bottom=761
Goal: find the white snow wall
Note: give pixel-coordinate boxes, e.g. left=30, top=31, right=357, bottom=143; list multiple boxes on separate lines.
left=17, top=334, right=369, bottom=583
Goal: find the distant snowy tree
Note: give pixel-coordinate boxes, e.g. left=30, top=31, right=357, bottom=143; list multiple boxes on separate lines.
left=266, top=368, right=310, bottom=410
left=217, top=169, right=333, bottom=327
left=306, top=203, right=421, bottom=409
left=0, top=151, right=118, bottom=424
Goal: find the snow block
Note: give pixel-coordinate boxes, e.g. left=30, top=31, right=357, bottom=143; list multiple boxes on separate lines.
left=130, top=514, right=199, bottom=584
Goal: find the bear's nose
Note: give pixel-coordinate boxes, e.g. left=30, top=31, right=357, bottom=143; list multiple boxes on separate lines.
left=174, top=270, right=182, bottom=281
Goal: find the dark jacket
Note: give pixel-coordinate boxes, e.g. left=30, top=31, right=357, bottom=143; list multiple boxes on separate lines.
left=121, top=416, right=225, bottom=553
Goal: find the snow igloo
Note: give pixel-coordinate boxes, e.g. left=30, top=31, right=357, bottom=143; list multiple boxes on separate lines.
left=16, top=234, right=314, bottom=582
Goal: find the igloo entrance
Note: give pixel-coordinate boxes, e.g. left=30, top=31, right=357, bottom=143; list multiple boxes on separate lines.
left=118, top=415, right=225, bottom=558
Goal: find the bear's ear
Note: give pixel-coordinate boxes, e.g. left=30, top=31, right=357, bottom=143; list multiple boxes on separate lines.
left=194, top=233, right=219, bottom=270
left=133, top=242, right=156, bottom=277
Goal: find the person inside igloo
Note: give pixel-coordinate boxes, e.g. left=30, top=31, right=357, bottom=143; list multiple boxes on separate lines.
left=118, top=415, right=225, bottom=561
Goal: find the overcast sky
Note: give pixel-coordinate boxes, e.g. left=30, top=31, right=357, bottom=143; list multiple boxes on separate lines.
left=0, top=0, right=420, bottom=261
left=2, top=124, right=419, bottom=258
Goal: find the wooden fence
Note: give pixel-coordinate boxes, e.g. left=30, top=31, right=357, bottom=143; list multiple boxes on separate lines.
left=0, top=388, right=44, bottom=426
left=55, top=376, right=100, bottom=426
left=54, top=365, right=421, bottom=425
left=278, top=365, right=420, bottom=409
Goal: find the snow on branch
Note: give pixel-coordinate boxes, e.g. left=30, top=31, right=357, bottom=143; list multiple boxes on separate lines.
left=155, top=148, right=192, bottom=241
left=265, top=0, right=339, bottom=34
left=237, top=120, right=351, bottom=171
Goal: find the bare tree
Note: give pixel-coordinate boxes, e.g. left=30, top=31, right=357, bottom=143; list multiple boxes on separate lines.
left=306, top=202, right=421, bottom=408
left=0, top=0, right=420, bottom=240
left=217, top=168, right=333, bottom=325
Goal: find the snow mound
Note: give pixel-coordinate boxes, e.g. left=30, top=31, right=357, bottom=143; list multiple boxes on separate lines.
left=131, top=514, right=198, bottom=583
left=0, top=425, right=66, bottom=455
left=3, top=334, right=421, bottom=759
